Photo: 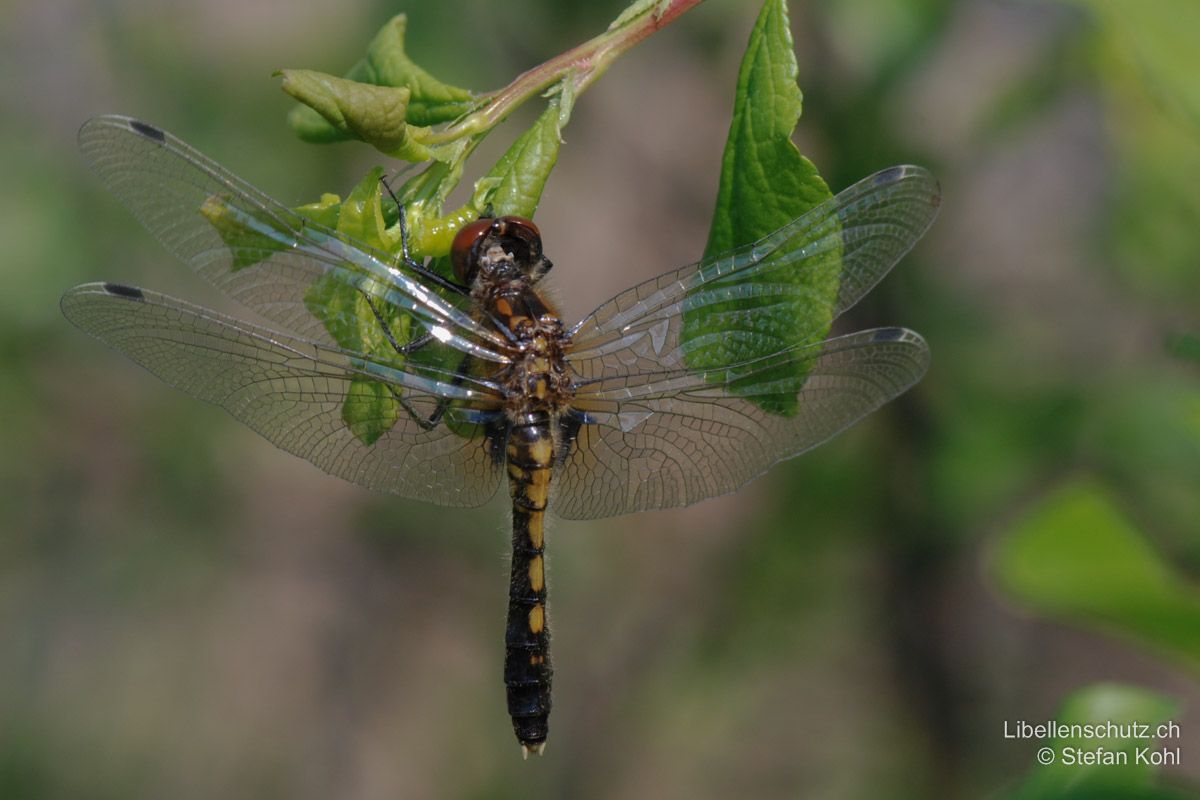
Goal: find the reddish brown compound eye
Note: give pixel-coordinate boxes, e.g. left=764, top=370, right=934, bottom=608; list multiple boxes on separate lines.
left=450, top=218, right=496, bottom=284
left=495, top=216, right=544, bottom=267
left=497, top=215, right=540, bottom=243
left=494, top=215, right=542, bottom=250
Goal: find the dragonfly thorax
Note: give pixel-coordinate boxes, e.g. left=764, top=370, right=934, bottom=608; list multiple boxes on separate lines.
left=496, top=295, right=573, bottom=417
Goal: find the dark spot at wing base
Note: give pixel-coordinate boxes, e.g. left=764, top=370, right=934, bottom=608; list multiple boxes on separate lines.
left=103, top=282, right=145, bottom=300
left=128, top=120, right=165, bottom=142
left=873, top=165, right=905, bottom=185
left=872, top=327, right=906, bottom=342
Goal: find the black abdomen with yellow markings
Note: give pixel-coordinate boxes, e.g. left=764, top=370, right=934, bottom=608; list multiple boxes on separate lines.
left=479, top=265, right=572, bottom=758
left=504, top=412, right=555, bottom=756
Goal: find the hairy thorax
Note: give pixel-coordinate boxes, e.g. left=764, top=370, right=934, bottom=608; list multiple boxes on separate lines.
left=460, top=232, right=573, bottom=422
left=487, top=285, right=573, bottom=420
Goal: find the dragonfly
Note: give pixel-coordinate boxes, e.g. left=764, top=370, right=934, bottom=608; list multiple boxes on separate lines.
left=62, top=115, right=939, bottom=757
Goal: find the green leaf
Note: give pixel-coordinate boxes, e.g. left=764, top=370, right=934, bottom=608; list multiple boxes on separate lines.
left=480, top=86, right=575, bottom=218
left=351, top=14, right=477, bottom=125
left=200, top=192, right=342, bottom=272
left=295, top=192, right=345, bottom=228
left=285, top=14, right=476, bottom=143
left=402, top=200, right=491, bottom=262
left=308, top=166, right=407, bottom=354
left=687, top=0, right=837, bottom=416
left=333, top=165, right=398, bottom=251
left=991, top=479, right=1200, bottom=672
left=1008, top=684, right=1183, bottom=800
left=340, top=378, right=402, bottom=446
left=279, top=69, right=444, bottom=161
left=301, top=168, right=414, bottom=445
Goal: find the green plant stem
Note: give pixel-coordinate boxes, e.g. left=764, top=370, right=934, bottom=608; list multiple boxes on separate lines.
left=426, top=0, right=706, bottom=144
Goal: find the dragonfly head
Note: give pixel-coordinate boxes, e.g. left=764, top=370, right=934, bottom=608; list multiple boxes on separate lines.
left=451, top=215, right=552, bottom=289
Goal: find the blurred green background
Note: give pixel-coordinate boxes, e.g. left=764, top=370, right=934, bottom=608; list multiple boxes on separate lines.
left=2, top=0, right=1198, bottom=798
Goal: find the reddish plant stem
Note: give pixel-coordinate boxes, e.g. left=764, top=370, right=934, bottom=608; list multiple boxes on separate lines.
left=427, top=0, right=706, bottom=143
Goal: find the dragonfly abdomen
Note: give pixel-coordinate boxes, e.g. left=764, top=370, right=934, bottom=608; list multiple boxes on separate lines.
left=504, top=412, right=554, bottom=757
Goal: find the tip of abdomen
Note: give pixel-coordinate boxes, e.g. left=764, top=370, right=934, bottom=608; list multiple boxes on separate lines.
left=521, top=741, right=547, bottom=759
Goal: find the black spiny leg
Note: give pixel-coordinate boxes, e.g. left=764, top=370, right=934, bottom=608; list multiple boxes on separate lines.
left=360, top=290, right=434, bottom=357
left=384, top=352, right=475, bottom=432
left=376, top=176, right=472, bottom=295
left=379, top=176, right=412, bottom=263
left=355, top=286, right=447, bottom=431
left=408, top=352, right=473, bottom=428
left=380, top=175, right=433, bottom=277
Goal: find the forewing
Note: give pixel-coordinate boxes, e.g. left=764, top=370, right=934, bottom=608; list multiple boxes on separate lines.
left=78, top=115, right=508, bottom=364
left=567, top=165, right=939, bottom=380
left=62, top=283, right=505, bottom=507
left=553, top=328, right=928, bottom=519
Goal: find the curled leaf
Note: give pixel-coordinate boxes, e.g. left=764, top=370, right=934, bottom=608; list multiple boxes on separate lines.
left=285, top=14, right=476, bottom=146
left=353, top=14, right=477, bottom=125
left=279, top=69, right=437, bottom=161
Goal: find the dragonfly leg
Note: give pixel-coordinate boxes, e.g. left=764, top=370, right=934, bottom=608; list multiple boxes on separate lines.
left=388, top=386, right=445, bottom=432
left=378, top=175, right=416, bottom=265
left=387, top=352, right=475, bottom=431
left=380, top=175, right=473, bottom=293
left=359, top=290, right=436, bottom=357
left=380, top=175, right=441, bottom=277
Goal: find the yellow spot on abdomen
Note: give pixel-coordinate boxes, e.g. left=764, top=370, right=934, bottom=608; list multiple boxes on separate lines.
left=528, top=555, right=544, bottom=593
left=526, top=509, right=544, bottom=549
left=528, top=604, right=544, bottom=634
left=524, top=468, right=550, bottom=510
left=528, top=437, right=553, bottom=466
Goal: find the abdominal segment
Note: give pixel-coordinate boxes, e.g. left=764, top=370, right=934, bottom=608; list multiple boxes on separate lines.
left=503, top=413, right=554, bottom=755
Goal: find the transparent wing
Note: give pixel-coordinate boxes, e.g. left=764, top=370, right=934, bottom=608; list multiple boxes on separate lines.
left=553, top=328, right=928, bottom=519
left=566, top=165, right=939, bottom=380
left=78, top=115, right=509, bottom=364
left=61, top=282, right=505, bottom=507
